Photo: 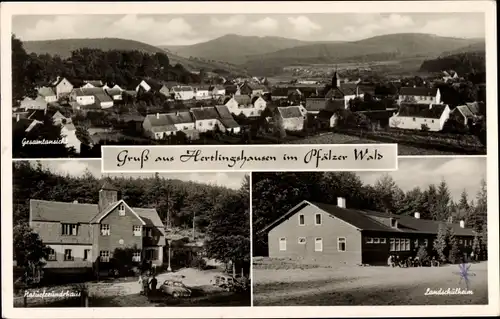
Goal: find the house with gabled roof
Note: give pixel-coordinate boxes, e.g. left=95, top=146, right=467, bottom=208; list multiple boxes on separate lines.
left=215, top=105, right=241, bottom=134
left=50, top=76, right=74, bottom=100
left=70, top=88, right=113, bottom=109
left=82, top=80, right=104, bottom=89
left=19, top=95, right=48, bottom=111
left=192, top=84, right=212, bottom=100
left=275, top=105, right=306, bottom=131
left=142, top=113, right=179, bottom=140
left=209, top=84, right=226, bottom=97
left=37, top=87, right=57, bottom=103
left=190, top=106, right=222, bottom=133
left=171, top=86, right=195, bottom=101
left=260, top=198, right=476, bottom=265
left=29, top=181, right=166, bottom=272
left=450, top=102, right=482, bottom=127
left=135, top=79, right=163, bottom=94
left=389, top=103, right=451, bottom=131
left=398, top=87, right=441, bottom=105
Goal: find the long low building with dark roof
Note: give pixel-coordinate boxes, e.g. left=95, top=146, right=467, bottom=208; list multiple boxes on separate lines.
left=389, top=103, right=451, bottom=131
left=260, top=199, right=476, bottom=265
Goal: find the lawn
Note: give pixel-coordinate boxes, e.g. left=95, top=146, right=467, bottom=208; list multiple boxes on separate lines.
left=253, top=258, right=488, bottom=306
left=287, top=132, right=471, bottom=155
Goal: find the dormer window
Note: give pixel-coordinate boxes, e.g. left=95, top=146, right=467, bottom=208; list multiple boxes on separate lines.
left=390, top=218, right=398, bottom=228
left=118, top=203, right=125, bottom=216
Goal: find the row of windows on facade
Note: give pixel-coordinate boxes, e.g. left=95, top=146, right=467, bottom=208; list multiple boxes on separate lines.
left=401, top=95, right=435, bottom=100
left=298, top=213, right=322, bottom=226
left=47, top=248, right=158, bottom=262
left=279, top=237, right=346, bottom=252
left=61, top=223, right=153, bottom=237
left=412, top=118, right=436, bottom=123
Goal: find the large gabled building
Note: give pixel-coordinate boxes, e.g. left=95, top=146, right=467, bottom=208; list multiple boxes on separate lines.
left=29, top=182, right=166, bottom=274
left=260, top=198, right=476, bottom=265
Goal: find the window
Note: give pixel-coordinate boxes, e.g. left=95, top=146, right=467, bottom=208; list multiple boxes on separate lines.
left=83, top=249, right=90, bottom=261
left=133, top=226, right=142, bottom=237
left=146, top=249, right=158, bottom=261
left=209, top=121, right=213, bottom=126
left=459, top=239, right=463, bottom=245
left=279, top=238, right=287, bottom=251
left=315, top=238, right=323, bottom=252
left=338, top=237, right=346, bottom=252
left=380, top=238, right=386, bottom=244
left=47, top=248, right=56, bottom=261
left=424, top=239, right=429, bottom=247
left=118, top=203, right=125, bottom=216
left=390, top=218, right=398, bottom=228
left=315, top=213, right=322, bottom=225
left=143, top=227, right=152, bottom=238
left=414, top=239, right=419, bottom=247
left=198, top=122, right=202, bottom=126
left=412, top=117, right=416, bottom=121
left=366, top=237, right=373, bottom=244
left=390, top=238, right=395, bottom=251
left=64, top=249, right=73, bottom=261
left=100, top=251, right=110, bottom=262
left=405, top=239, right=410, bottom=251
left=100, top=224, right=110, bottom=236
left=374, top=238, right=380, bottom=244
left=298, top=237, right=306, bottom=244
left=395, top=238, right=400, bottom=251
left=61, top=223, right=78, bottom=236
left=431, top=120, right=435, bottom=123
left=298, top=214, right=305, bottom=226
left=132, top=251, right=141, bottom=262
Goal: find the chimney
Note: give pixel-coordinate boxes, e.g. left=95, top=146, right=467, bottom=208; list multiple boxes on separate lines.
left=156, top=113, right=160, bottom=119
left=414, top=212, right=420, bottom=219
left=99, top=181, right=119, bottom=212
left=460, top=220, right=465, bottom=228
left=337, top=197, right=346, bottom=208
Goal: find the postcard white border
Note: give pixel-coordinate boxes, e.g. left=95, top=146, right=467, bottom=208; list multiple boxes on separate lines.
left=1, top=1, right=499, bottom=318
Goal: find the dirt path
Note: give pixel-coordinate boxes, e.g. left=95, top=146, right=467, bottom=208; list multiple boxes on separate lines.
left=253, top=262, right=488, bottom=305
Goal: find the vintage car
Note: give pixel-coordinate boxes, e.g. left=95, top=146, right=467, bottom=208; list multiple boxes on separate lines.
left=159, top=280, right=192, bottom=298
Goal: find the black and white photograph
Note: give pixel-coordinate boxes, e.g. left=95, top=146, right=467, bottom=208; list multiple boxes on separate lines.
left=11, top=12, right=487, bottom=158
left=252, top=157, right=488, bottom=306
left=12, top=160, right=250, bottom=307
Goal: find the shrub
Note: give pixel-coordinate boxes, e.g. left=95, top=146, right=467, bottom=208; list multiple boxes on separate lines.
left=190, top=256, right=207, bottom=270
left=416, top=245, right=429, bottom=261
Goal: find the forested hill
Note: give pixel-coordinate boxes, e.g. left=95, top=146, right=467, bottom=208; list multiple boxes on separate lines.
left=419, top=51, right=486, bottom=75
left=13, top=161, right=246, bottom=233
left=251, top=172, right=487, bottom=256
left=23, top=38, right=245, bottom=75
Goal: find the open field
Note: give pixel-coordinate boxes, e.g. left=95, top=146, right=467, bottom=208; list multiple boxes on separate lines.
left=15, top=268, right=250, bottom=307
left=287, top=132, right=464, bottom=155
left=253, top=258, right=488, bottom=306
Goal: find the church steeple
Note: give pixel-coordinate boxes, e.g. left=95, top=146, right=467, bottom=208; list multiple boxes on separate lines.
left=332, top=65, right=339, bottom=89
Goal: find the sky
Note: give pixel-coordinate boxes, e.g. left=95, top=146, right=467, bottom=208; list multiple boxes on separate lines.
left=31, top=160, right=246, bottom=190
left=12, top=13, right=485, bottom=46
left=358, top=157, right=486, bottom=202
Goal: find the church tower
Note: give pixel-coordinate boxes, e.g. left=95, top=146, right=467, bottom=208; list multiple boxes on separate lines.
left=332, top=66, right=340, bottom=89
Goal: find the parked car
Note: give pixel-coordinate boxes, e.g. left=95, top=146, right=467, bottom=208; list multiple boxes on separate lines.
left=159, top=280, right=192, bottom=298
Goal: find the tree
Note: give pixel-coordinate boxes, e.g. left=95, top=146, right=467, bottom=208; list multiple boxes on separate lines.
left=447, top=229, right=461, bottom=264
left=416, top=245, right=429, bottom=261
left=13, top=223, right=51, bottom=284
left=472, top=232, right=481, bottom=260
left=12, top=34, right=38, bottom=106
left=205, top=179, right=250, bottom=276
left=434, top=180, right=451, bottom=222
left=433, top=223, right=450, bottom=262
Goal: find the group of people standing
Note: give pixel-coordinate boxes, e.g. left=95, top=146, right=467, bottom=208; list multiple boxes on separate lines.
left=138, top=272, right=158, bottom=296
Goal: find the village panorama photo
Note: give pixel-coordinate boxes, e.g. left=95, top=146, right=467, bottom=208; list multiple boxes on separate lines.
left=251, top=157, right=488, bottom=306
left=12, top=160, right=250, bottom=307
left=11, top=12, right=486, bottom=158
